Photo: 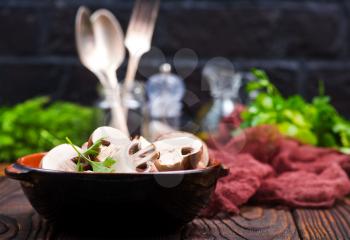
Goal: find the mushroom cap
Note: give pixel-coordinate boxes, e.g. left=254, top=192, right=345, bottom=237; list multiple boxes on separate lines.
left=41, top=127, right=209, bottom=173
left=156, top=131, right=196, bottom=141
left=124, top=137, right=159, bottom=173
left=98, top=143, right=135, bottom=173
left=81, top=142, right=88, bottom=151
left=41, top=144, right=79, bottom=172
left=153, top=136, right=205, bottom=171
left=147, top=120, right=176, bottom=141
left=89, top=126, right=130, bottom=147
left=138, top=136, right=151, bottom=149
left=97, top=136, right=159, bottom=173
left=156, top=132, right=209, bottom=169
left=88, top=126, right=132, bottom=172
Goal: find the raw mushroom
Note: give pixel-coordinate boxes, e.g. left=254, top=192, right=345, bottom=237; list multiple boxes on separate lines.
left=138, top=136, right=152, bottom=149
left=88, top=126, right=130, bottom=147
left=81, top=142, right=88, bottom=151
left=40, top=125, right=210, bottom=173
left=89, top=126, right=132, bottom=169
left=153, top=136, right=205, bottom=171
left=96, top=136, right=159, bottom=173
left=41, top=144, right=79, bottom=172
left=97, top=143, right=134, bottom=172
left=147, top=120, right=176, bottom=141
left=156, top=132, right=209, bottom=169
left=126, top=137, right=159, bottom=172
left=89, top=127, right=158, bottom=173
left=197, top=142, right=209, bottom=168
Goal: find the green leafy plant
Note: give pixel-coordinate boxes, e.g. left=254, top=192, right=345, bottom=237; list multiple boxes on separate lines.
left=0, top=97, right=101, bottom=162
left=241, top=69, right=350, bottom=153
left=66, top=137, right=116, bottom=173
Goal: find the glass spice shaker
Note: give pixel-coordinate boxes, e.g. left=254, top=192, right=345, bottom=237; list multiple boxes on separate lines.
left=145, top=63, right=185, bottom=132
left=201, top=60, right=242, bottom=133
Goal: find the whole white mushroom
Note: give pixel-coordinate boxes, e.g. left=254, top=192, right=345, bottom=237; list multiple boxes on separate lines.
left=41, top=144, right=80, bottom=172
left=89, top=126, right=131, bottom=147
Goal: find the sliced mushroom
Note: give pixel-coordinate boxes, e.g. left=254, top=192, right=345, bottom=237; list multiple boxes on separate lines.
left=41, top=144, right=79, bottom=172
left=95, top=136, right=159, bottom=173
left=153, top=136, right=205, bottom=171
left=147, top=120, right=176, bottom=141
left=41, top=126, right=209, bottom=173
left=127, top=137, right=159, bottom=172
left=198, top=142, right=210, bottom=168
left=88, top=126, right=130, bottom=147
left=97, top=143, right=134, bottom=173
left=81, top=142, right=88, bottom=151
left=139, top=136, right=152, bottom=148
left=156, top=131, right=194, bottom=140
left=156, top=132, right=209, bottom=169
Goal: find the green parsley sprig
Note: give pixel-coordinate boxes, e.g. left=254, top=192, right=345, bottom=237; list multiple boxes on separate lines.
left=66, top=137, right=116, bottom=173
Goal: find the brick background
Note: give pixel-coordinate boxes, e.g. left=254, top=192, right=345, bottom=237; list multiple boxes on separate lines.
left=0, top=0, right=350, bottom=117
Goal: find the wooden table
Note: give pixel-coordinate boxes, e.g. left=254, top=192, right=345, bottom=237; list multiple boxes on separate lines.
left=1, top=177, right=350, bottom=239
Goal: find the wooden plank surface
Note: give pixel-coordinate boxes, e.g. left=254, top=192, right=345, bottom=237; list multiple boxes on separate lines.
left=293, top=201, right=350, bottom=240
left=0, top=176, right=348, bottom=239
left=183, top=207, right=300, bottom=240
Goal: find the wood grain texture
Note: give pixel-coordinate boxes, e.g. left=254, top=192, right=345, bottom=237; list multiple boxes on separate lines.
left=182, top=206, right=300, bottom=240
left=1, top=176, right=350, bottom=240
left=0, top=177, right=55, bottom=240
left=293, top=200, right=350, bottom=240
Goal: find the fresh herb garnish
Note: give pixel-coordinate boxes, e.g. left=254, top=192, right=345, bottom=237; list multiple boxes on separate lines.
left=66, top=137, right=116, bottom=173
left=242, top=68, right=350, bottom=153
left=104, top=157, right=117, bottom=167
left=83, top=139, right=102, bottom=156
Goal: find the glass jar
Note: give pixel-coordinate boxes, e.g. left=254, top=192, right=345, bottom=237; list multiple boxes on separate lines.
left=201, top=59, right=242, bottom=133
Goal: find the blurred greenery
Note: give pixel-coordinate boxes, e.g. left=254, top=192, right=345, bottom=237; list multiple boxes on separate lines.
left=0, top=97, right=102, bottom=162
left=241, top=69, right=350, bottom=153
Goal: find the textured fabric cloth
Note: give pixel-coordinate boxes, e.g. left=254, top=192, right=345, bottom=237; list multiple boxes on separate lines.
left=202, top=125, right=350, bottom=217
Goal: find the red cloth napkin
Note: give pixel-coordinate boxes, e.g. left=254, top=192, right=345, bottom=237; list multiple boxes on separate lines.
left=202, top=124, right=350, bottom=217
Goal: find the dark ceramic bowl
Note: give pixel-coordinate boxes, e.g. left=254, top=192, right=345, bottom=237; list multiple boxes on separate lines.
left=5, top=153, right=227, bottom=232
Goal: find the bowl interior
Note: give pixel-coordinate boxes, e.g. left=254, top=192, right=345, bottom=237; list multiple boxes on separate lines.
left=18, top=152, right=45, bottom=168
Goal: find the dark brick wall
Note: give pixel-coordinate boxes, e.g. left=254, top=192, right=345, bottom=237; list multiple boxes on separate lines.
left=1, top=0, right=350, bottom=117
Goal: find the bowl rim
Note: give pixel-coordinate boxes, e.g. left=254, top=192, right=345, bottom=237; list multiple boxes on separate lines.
left=7, top=152, right=226, bottom=177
